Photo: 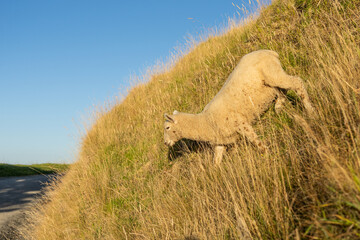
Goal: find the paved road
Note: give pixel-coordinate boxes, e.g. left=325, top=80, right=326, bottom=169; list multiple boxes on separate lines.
left=0, top=175, right=52, bottom=239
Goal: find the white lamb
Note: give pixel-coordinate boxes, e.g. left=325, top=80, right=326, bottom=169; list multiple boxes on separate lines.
left=164, top=50, right=314, bottom=164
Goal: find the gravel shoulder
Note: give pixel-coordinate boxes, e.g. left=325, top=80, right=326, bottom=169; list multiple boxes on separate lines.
left=0, top=175, right=53, bottom=240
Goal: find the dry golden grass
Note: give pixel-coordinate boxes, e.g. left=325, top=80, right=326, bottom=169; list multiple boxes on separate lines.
left=24, top=0, right=360, bottom=239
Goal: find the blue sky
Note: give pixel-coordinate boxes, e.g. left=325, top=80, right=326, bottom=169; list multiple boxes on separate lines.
left=0, top=0, right=262, bottom=164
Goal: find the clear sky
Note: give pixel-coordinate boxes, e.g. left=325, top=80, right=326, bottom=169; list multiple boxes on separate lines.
left=0, top=0, right=263, bottom=165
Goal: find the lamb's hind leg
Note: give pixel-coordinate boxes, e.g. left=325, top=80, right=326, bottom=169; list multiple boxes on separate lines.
left=262, top=66, right=315, bottom=116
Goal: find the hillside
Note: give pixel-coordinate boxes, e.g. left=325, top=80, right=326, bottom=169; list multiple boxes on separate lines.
left=26, top=0, right=360, bottom=239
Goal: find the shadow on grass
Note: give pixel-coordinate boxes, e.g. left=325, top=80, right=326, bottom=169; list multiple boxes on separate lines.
left=168, top=139, right=211, bottom=161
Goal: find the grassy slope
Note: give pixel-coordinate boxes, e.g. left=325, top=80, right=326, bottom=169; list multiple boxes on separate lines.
left=27, top=0, right=360, bottom=239
left=0, top=163, right=69, bottom=177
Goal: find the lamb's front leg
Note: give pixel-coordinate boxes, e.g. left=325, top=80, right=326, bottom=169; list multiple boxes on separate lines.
left=275, top=93, right=286, bottom=114
left=238, top=122, right=267, bottom=152
left=214, top=145, right=225, bottom=165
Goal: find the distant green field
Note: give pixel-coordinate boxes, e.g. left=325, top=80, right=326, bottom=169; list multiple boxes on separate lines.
left=0, top=163, right=69, bottom=177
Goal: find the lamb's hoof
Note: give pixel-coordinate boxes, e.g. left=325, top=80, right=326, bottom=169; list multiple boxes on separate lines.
left=275, top=107, right=283, bottom=115
left=307, top=108, right=316, bottom=119
left=304, top=103, right=316, bottom=117
left=257, top=142, right=268, bottom=154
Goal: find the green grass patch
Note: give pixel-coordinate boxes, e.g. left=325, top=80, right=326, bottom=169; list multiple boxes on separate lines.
left=0, top=163, right=69, bottom=177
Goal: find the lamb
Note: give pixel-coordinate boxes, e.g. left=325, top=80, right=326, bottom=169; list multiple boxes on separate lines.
left=164, top=50, right=314, bottom=164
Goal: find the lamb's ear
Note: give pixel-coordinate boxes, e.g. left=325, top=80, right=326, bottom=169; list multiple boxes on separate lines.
left=173, top=110, right=179, bottom=115
left=164, top=113, right=177, bottom=123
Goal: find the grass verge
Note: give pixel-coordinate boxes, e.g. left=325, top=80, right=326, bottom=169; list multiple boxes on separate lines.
left=0, top=163, right=69, bottom=177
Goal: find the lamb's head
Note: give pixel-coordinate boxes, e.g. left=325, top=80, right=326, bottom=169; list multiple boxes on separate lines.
left=164, top=110, right=181, bottom=147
